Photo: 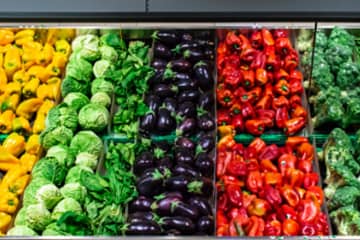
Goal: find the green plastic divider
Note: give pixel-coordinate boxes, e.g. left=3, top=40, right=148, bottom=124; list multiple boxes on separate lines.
left=234, top=133, right=288, bottom=145
left=0, top=134, right=8, bottom=142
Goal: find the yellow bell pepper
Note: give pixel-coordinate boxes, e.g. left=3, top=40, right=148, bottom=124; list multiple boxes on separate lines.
left=0, top=53, right=3, bottom=68
left=52, top=52, right=67, bottom=69
left=37, top=99, right=55, bottom=115
left=55, top=39, right=71, bottom=57
left=46, top=29, right=75, bottom=45
left=3, top=46, right=21, bottom=78
left=1, top=94, right=20, bottom=112
left=26, top=65, right=46, bottom=82
left=32, top=113, right=45, bottom=134
left=22, top=77, right=40, bottom=98
left=43, top=64, right=60, bottom=81
left=0, top=146, right=20, bottom=171
left=37, top=78, right=61, bottom=101
left=14, top=29, right=34, bottom=46
left=8, top=174, right=30, bottom=196
left=15, top=98, right=43, bottom=120
left=0, top=212, right=11, bottom=233
left=0, top=67, right=7, bottom=88
left=12, top=117, right=31, bottom=134
left=0, top=166, right=27, bottom=190
left=12, top=69, right=28, bottom=85
left=36, top=43, right=54, bottom=65
left=0, top=110, right=15, bottom=134
left=0, top=30, right=14, bottom=45
left=25, top=134, right=41, bottom=155
left=4, top=82, right=21, bottom=95
left=2, top=133, right=25, bottom=157
left=19, top=153, right=38, bottom=172
left=0, top=191, right=19, bottom=214
left=22, top=40, right=42, bottom=52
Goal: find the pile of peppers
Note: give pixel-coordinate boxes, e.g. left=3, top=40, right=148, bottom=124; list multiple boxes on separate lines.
left=216, top=29, right=307, bottom=136
left=216, top=135, right=329, bottom=236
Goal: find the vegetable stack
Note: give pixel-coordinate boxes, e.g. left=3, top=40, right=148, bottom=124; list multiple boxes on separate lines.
left=140, top=30, right=215, bottom=137
left=0, top=28, right=74, bottom=235
left=216, top=135, right=329, bottom=237
left=299, top=27, right=360, bottom=130
left=126, top=138, right=214, bottom=236
left=319, top=128, right=360, bottom=235
left=217, top=29, right=307, bottom=136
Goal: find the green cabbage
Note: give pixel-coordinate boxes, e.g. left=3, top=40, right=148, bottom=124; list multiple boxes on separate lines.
left=75, top=152, right=98, bottom=170
left=7, top=226, right=38, bottom=236
left=32, top=157, right=67, bottom=186
left=14, top=208, right=26, bottom=226
left=51, top=198, right=82, bottom=220
left=76, top=29, right=99, bottom=36
left=61, top=76, right=91, bottom=98
left=42, top=222, right=68, bottom=236
left=99, top=45, right=118, bottom=62
left=63, top=92, right=90, bottom=112
left=46, top=145, right=76, bottom=167
left=23, top=178, right=52, bottom=207
left=70, top=130, right=103, bottom=156
left=91, top=78, right=114, bottom=97
left=25, top=203, right=52, bottom=231
left=100, top=33, right=124, bottom=49
left=35, top=184, right=63, bottom=210
left=90, top=92, right=111, bottom=108
left=93, top=59, right=113, bottom=78
left=65, top=166, right=93, bottom=184
left=46, top=103, right=78, bottom=132
left=60, top=183, right=87, bottom=204
left=78, top=104, right=110, bottom=132
left=40, top=126, right=73, bottom=149
left=65, top=57, right=93, bottom=82
left=72, top=34, right=100, bottom=62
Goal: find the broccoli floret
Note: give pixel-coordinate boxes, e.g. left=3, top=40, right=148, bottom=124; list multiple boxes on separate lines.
left=343, top=98, right=360, bottom=128
left=355, top=129, right=360, bottom=156
left=328, top=27, right=356, bottom=49
left=324, top=146, right=360, bottom=175
left=325, top=128, right=355, bottom=154
left=330, top=206, right=360, bottom=235
left=311, top=58, right=334, bottom=91
left=336, top=62, right=360, bottom=90
left=312, top=98, right=345, bottom=128
left=315, top=31, right=328, bottom=51
left=325, top=44, right=353, bottom=73
left=327, top=186, right=360, bottom=211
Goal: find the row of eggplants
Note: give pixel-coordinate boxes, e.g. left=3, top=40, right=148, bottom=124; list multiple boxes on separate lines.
left=126, top=136, right=215, bottom=236
left=140, top=30, right=215, bottom=137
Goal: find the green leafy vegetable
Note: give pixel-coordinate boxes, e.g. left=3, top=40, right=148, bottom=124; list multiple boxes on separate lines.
left=63, top=92, right=90, bottom=112
left=78, top=104, right=110, bottom=133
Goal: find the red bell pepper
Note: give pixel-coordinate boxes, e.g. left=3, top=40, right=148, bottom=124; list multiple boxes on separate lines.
left=278, top=153, right=297, bottom=176
left=216, top=225, right=229, bottom=237
left=305, top=186, right=324, bottom=206
left=289, top=79, right=304, bottom=95
left=277, top=204, right=298, bottom=221
left=248, top=86, right=262, bottom=102
left=256, top=109, right=275, bottom=121
left=275, top=68, right=289, bottom=81
left=303, top=172, right=319, bottom=189
left=226, top=184, right=243, bottom=207
left=258, top=117, right=274, bottom=128
left=241, top=69, right=255, bottom=88
left=230, top=102, right=242, bottom=116
left=247, top=198, right=270, bottom=217
left=255, top=68, right=268, bottom=85
left=217, top=84, right=235, bottom=107
left=260, top=159, right=278, bottom=173
left=217, top=109, right=231, bottom=126
left=296, top=187, right=307, bottom=199
left=264, top=185, right=282, bottom=206
left=275, top=107, right=289, bottom=129
left=246, top=171, right=263, bottom=193
left=297, top=142, right=314, bottom=162
left=285, top=168, right=304, bottom=187
left=297, top=159, right=313, bottom=173
left=300, top=223, right=317, bottom=236
left=284, top=117, right=305, bottom=135
left=228, top=207, right=247, bottom=220
left=226, top=31, right=242, bottom=50
left=289, top=69, right=303, bottom=81
left=264, top=83, right=274, bottom=97
left=217, top=210, right=229, bottom=227
left=274, top=79, right=290, bottom=96
left=217, top=42, right=229, bottom=55
left=246, top=157, right=260, bottom=172
left=275, top=37, right=293, bottom=55
left=240, top=48, right=258, bottom=62
left=285, top=136, right=308, bottom=149
left=289, top=94, right=302, bottom=108
left=219, top=175, right=244, bottom=188
left=250, top=52, right=266, bottom=69
left=284, top=51, right=299, bottom=71
left=282, top=218, right=300, bottom=236
left=291, top=104, right=307, bottom=119
left=265, top=51, right=279, bottom=72
left=244, top=146, right=258, bottom=160
left=229, top=215, right=248, bottom=236
left=259, top=144, right=280, bottom=161
left=227, top=155, right=247, bottom=177
left=261, top=29, right=275, bottom=47
left=217, top=150, right=233, bottom=177
left=242, top=191, right=257, bottom=209
left=264, top=219, right=282, bottom=236
left=251, top=31, right=263, bottom=49
left=245, top=216, right=265, bottom=236
left=255, top=94, right=272, bottom=110
left=272, top=96, right=289, bottom=110
left=248, top=138, right=266, bottom=155
left=245, top=119, right=265, bottom=135
left=232, top=143, right=244, bottom=155
left=281, top=184, right=300, bottom=207
left=264, top=172, right=282, bottom=186
left=273, top=29, right=289, bottom=39
left=231, top=114, right=244, bottom=132
left=297, top=199, right=320, bottom=224
left=217, top=193, right=229, bottom=210
left=241, top=102, right=255, bottom=119
left=223, top=65, right=242, bottom=87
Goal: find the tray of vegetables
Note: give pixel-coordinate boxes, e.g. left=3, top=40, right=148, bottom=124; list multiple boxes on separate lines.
left=216, top=134, right=331, bottom=237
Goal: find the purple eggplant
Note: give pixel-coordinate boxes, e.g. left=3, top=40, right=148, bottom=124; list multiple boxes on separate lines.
left=173, top=164, right=199, bottom=178
left=177, top=78, right=198, bottom=91
left=156, top=108, right=176, bottom=133
left=153, top=141, right=172, bottom=153
left=148, top=69, right=165, bottom=86
left=152, top=31, right=180, bottom=46
left=194, top=61, right=214, bottom=91
left=151, top=193, right=183, bottom=216
left=198, top=91, right=214, bottom=112
left=177, top=101, right=196, bottom=118
left=153, top=84, right=178, bottom=98
left=175, top=137, right=195, bottom=152
left=154, top=42, right=172, bottom=60
left=183, top=48, right=204, bottom=63
left=128, top=212, right=157, bottom=223
left=163, top=69, right=191, bottom=82
left=163, top=98, right=177, bottom=113
left=157, top=156, right=173, bottom=172
left=171, top=201, right=199, bottom=220
left=129, top=196, right=154, bottom=213
left=145, top=94, right=161, bottom=112
left=188, top=197, right=212, bottom=216
left=196, top=135, right=215, bottom=154
left=172, top=41, right=201, bottom=54
left=197, top=216, right=214, bottom=235
left=194, top=153, right=214, bottom=177
left=167, top=59, right=191, bottom=72
left=155, top=191, right=184, bottom=201
left=137, top=169, right=165, bottom=197
left=134, top=151, right=155, bottom=175
left=203, top=46, right=214, bottom=60
left=187, top=177, right=213, bottom=197
left=152, top=58, right=167, bottom=69
left=176, top=118, right=196, bottom=137
left=165, top=175, right=191, bottom=193
left=197, top=113, right=215, bottom=131
left=181, top=32, right=193, bottom=42
left=159, top=216, right=195, bottom=234
left=140, top=112, right=157, bottom=134
left=175, top=148, right=194, bottom=165
left=125, top=220, right=162, bottom=235
left=178, top=90, right=199, bottom=103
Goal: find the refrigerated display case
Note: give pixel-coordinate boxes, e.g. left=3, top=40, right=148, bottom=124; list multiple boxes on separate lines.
left=0, top=0, right=359, bottom=238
